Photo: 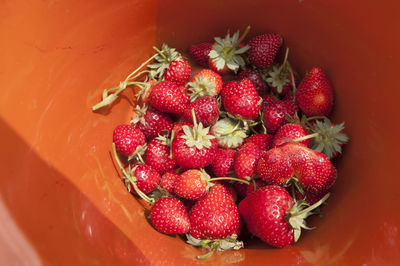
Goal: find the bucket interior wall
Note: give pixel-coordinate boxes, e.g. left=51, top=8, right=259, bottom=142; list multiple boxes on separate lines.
left=0, top=0, right=399, bottom=265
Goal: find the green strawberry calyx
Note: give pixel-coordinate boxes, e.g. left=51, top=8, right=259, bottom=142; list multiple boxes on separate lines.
left=286, top=193, right=330, bottom=242
left=208, top=26, right=251, bottom=73
left=131, top=104, right=148, bottom=125
left=291, top=118, right=349, bottom=158
left=148, top=43, right=181, bottom=79
left=186, top=74, right=217, bottom=101
left=266, top=48, right=296, bottom=94
left=181, top=109, right=215, bottom=150
left=211, top=117, right=248, bottom=149
left=186, top=233, right=244, bottom=259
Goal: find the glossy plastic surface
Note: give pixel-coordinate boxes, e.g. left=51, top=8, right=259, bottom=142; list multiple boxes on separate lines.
left=1, top=0, right=399, bottom=265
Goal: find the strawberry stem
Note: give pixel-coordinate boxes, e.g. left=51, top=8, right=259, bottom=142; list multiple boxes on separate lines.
left=153, top=46, right=168, bottom=61
left=292, top=132, right=319, bottom=143
left=306, top=116, right=326, bottom=122
left=191, top=108, right=198, bottom=140
left=281, top=48, right=290, bottom=70
left=291, top=193, right=330, bottom=217
left=227, top=25, right=251, bottom=54
left=112, top=143, right=154, bottom=204
left=209, top=177, right=250, bottom=185
left=92, top=54, right=157, bottom=111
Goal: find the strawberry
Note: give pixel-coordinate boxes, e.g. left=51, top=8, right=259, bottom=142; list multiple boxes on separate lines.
left=211, top=118, right=248, bottom=149
left=172, top=118, right=193, bottom=136
left=261, top=94, right=279, bottom=110
left=151, top=197, right=190, bottom=234
left=234, top=142, right=262, bottom=180
left=128, top=164, right=161, bottom=195
left=150, top=80, right=189, bottom=114
left=173, top=169, right=209, bottom=200
left=234, top=182, right=248, bottom=199
left=272, top=123, right=311, bottom=148
left=113, top=125, right=146, bottom=156
left=244, top=133, right=273, bottom=154
left=164, top=59, right=191, bottom=86
left=144, top=136, right=176, bottom=174
left=296, top=67, right=334, bottom=117
left=183, top=96, right=219, bottom=127
left=238, top=69, right=268, bottom=96
left=186, top=69, right=223, bottom=101
left=208, top=27, right=250, bottom=75
left=246, top=179, right=267, bottom=195
left=172, top=111, right=217, bottom=169
left=257, top=147, right=294, bottom=185
left=189, top=184, right=241, bottom=240
left=248, top=34, right=282, bottom=69
left=131, top=105, right=173, bottom=140
left=160, top=170, right=180, bottom=195
left=221, top=78, right=261, bottom=120
left=148, top=44, right=191, bottom=86
left=262, top=99, right=298, bottom=133
left=189, top=43, right=212, bottom=66
left=281, top=143, right=337, bottom=193
left=211, top=148, right=236, bottom=177
left=239, top=185, right=328, bottom=248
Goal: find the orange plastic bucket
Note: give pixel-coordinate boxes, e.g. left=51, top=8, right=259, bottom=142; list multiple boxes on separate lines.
left=1, top=0, right=399, bottom=265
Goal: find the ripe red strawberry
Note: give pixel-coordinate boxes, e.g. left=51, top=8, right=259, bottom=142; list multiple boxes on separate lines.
left=128, top=164, right=160, bottom=195
left=148, top=44, right=191, bottom=86
left=296, top=67, right=334, bottom=117
left=183, top=96, right=219, bottom=127
left=144, top=136, right=177, bottom=174
left=173, top=169, right=209, bottom=200
left=131, top=105, right=173, bottom=140
left=257, top=148, right=294, bottom=185
left=160, top=170, right=180, bottom=195
left=172, top=116, right=218, bottom=169
left=261, top=94, right=279, bottom=110
left=189, top=184, right=241, bottom=240
left=262, top=99, right=298, bottom=133
left=211, top=117, right=248, bottom=149
left=272, top=123, right=311, bottom=148
left=164, top=58, right=191, bottom=86
left=238, top=69, right=268, bottom=96
left=172, top=118, right=193, bottom=136
left=186, top=69, right=223, bottom=101
left=151, top=197, right=190, bottom=234
left=189, top=43, right=212, bottom=66
left=113, top=125, right=146, bottom=156
left=150, top=80, right=189, bottom=114
left=239, top=185, right=329, bottom=248
left=221, top=78, right=261, bottom=120
left=244, top=133, right=273, bottom=154
left=281, top=143, right=337, bottom=193
left=211, top=148, right=236, bottom=177
left=208, top=28, right=250, bottom=75
left=234, top=142, right=262, bottom=180
left=248, top=34, right=282, bottom=68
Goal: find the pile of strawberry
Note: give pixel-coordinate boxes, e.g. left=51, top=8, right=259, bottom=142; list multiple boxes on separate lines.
left=92, top=26, right=348, bottom=258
